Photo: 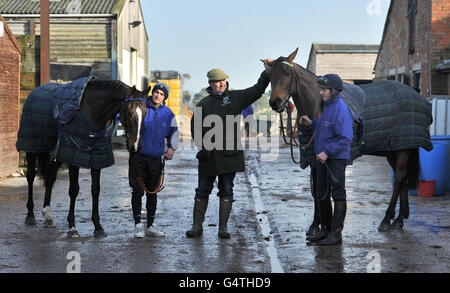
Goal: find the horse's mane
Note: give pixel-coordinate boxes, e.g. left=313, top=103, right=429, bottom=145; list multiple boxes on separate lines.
left=294, top=63, right=318, bottom=79
left=86, top=79, right=132, bottom=101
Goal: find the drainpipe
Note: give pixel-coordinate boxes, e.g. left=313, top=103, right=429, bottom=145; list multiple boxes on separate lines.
left=40, top=0, right=49, bottom=85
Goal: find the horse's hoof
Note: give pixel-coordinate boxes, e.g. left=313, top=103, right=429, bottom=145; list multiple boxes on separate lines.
left=94, top=229, right=107, bottom=238
left=25, top=216, right=37, bottom=226
left=390, top=221, right=404, bottom=230
left=378, top=221, right=391, bottom=232
left=44, top=219, right=56, bottom=228
left=67, top=228, right=80, bottom=238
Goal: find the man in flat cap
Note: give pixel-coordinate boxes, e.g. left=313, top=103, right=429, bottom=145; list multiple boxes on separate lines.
left=187, top=64, right=271, bottom=239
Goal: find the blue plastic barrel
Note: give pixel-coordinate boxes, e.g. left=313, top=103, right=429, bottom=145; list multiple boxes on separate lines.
left=430, top=136, right=450, bottom=192
left=419, top=139, right=448, bottom=195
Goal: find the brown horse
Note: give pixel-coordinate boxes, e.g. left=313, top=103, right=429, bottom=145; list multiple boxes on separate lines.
left=18, top=78, right=149, bottom=238
left=264, top=48, right=433, bottom=232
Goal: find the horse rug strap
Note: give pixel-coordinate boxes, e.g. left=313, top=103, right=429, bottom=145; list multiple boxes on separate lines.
left=53, top=76, right=95, bottom=124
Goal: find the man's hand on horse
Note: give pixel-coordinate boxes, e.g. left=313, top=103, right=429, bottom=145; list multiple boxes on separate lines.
left=299, top=115, right=312, bottom=126
left=164, top=148, right=174, bottom=160
left=261, top=58, right=274, bottom=73
left=316, top=152, right=328, bottom=164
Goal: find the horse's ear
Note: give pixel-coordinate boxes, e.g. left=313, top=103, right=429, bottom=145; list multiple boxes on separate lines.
left=287, top=47, right=299, bottom=63
left=130, top=85, right=137, bottom=96
left=143, top=85, right=152, bottom=97
left=261, top=59, right=272, bottom=73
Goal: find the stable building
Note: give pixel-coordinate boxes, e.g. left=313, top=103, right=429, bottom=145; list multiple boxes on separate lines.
left=374, top=0, right=449, bottom=96
left=0, top=0, right=149, bottom=96
left=0, top=15, right=21, bottom=178
left=307, top=43, right=379, bottom=85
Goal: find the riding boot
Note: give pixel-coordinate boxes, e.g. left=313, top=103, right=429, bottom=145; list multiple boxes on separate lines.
left=306, top=199, right=332, bottom=242
left=218, top=196, right=233, bottom=239
left=306, top=198, right=321, bottom=236
left=318, top=201, right=347, bottom=246
left=186, top=197, right=208, bottom=237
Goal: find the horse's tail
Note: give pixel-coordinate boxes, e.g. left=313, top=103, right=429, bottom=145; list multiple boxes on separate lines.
left=407, top=148, right=420, bottom=190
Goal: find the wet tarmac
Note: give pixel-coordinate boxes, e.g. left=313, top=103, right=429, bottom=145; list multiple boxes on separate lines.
left=0, top=138, right=449, bottom=273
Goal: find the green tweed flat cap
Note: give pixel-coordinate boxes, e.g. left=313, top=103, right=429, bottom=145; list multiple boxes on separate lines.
left=207, top=68, right=229, bottom=81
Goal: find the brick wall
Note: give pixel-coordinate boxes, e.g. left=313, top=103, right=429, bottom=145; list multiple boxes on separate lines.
left=431, top=0, right=450, bottom=94
left=374, top=0, right=432, bottom=96
left=0, top=16, right=21, bottom=178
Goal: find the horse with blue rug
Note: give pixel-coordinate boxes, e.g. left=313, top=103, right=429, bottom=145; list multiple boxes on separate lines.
left=17, top=76, right=149, bottom=238
left=264, top=49, right=433, bottom=235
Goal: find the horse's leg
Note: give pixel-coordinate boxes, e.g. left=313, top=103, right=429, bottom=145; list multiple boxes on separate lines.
left=306, top=167, right=320, bottom=236
left=67, top=165, right=80, bottom=238
left=91, top=168, right=107, bottom=238
left=42, top=158, right=62, bottom=228
left=25, top=152, right=37, bottom=225
left=379, top=152, right=410, bottom=231
left=391, top=152, right=410, bottom=229
left=379, top=153, right=400, bottom=231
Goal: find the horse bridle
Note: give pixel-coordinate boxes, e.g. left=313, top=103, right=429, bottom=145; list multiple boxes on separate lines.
left=121, top=97, right=166, bottom=195
left=276, top=61, right=298, bottom=112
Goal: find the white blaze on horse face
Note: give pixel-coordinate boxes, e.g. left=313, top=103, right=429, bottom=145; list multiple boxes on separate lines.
left=135, top=107, right=143, bottom=152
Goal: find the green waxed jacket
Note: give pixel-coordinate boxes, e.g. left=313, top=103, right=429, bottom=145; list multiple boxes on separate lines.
left=191, top=71, right=270, bottom=176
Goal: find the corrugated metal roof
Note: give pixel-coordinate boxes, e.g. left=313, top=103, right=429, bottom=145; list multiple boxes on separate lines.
left=0, top=0, right=121, bottom=15
left=313, top=43, right=380, bottom=53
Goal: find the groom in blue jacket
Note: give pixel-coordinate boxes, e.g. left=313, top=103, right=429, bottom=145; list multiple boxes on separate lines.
left=300, top=74, right=353, bottom=246
left=129, top=82, right=179, bottom=238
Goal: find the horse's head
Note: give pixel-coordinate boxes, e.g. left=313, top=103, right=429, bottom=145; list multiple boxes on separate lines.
left=120, top=85, right=151, bottom=153
left=264, top=48, right=299, bottom=113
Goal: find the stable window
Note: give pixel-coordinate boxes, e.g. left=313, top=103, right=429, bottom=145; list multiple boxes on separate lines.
left=407, top=0, right=417, bottom=55
left=397, top=73, right=409, bottom=85
left=413, top=72, right=421, bottom=93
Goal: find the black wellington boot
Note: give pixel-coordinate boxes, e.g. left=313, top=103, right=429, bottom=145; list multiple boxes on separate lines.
left=306, top=199, right=332, bottom=242
left=186, top=197, right=209, bottom=237
left=306, top=198, right=321, bottom=236
left=218, top=196, right=233, bottom=239
left=318, top=201, right=347, bottom=246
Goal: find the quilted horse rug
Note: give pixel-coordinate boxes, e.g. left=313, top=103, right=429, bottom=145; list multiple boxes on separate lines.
left=298, top=80, right=433, bottom=168
left=16, top=76, right=116, bottom=170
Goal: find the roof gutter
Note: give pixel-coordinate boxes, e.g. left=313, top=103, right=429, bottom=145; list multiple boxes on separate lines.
left=317, top=50, right=379, bottom=54
left=2, top=14, right=116, bottom=18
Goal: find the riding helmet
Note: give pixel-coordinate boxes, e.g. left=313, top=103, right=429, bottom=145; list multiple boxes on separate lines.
left=317, top=74, right=343, bottom=92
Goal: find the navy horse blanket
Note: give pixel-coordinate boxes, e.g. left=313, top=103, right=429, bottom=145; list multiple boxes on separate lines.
left=16, top=76, right=116, bottom=169
left=298, top=80, right=433, bottom=168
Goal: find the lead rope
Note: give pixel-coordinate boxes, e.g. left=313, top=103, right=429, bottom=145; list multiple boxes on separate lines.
left=136, top=157, right=165, bottom=195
